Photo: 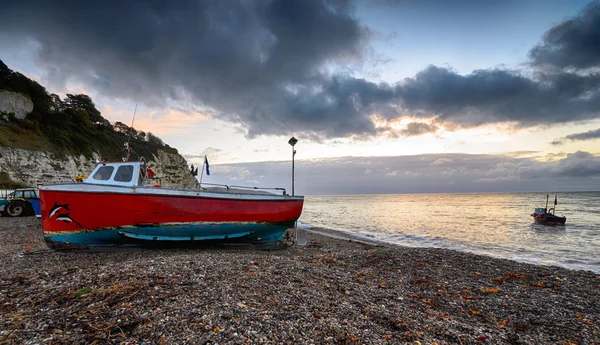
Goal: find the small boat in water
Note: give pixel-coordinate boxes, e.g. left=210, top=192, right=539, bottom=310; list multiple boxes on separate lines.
left=531, top=194, right=566, bottom=225
left=39, top=159, right=304, bottom=250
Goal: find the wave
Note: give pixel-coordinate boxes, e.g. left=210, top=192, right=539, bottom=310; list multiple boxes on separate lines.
left=299, top=222, right=600, bottom=273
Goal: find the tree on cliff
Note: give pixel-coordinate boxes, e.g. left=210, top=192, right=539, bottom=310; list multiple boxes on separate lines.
left=114, top=121, right=130, bottom=133
left=63, top=94, right=107, bottom=125
left=49, top=94, right=64, bottom=112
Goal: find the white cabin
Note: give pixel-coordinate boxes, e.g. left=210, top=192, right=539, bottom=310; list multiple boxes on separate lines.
left=82, top=161, right=286, bottom=196
left=84, top=162, right=147, bottom=187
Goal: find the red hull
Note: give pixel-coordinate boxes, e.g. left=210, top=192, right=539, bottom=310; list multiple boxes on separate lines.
left=530, top=214, right=566, bottom=225
left=41, top=190, right=304, bottom=234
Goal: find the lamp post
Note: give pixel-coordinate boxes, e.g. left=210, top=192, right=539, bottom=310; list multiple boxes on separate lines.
left=288, top=137, right=298, bottom=196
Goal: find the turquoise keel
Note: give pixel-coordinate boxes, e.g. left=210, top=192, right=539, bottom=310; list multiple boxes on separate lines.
left=45, top=222, right=288, bottom=250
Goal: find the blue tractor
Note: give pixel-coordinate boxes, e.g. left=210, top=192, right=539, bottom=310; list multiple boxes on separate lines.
left=0, top=188, right=41, bottom=217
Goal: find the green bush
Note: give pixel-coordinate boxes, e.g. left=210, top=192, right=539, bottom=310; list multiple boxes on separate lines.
left=7, top=112, right=17, bottom=122
left=20, top=119, right=41, bottom=134
left=43, top=111, right=71, bottom=126
left=26, top=110, right=42, bottom=122
left=67, top=108, right=91, bottom=126
left=0, top=171, right=26, bottom=189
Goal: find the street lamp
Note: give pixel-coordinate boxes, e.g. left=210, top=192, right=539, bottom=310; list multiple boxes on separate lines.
left=288, top=137, right=298, bottom=196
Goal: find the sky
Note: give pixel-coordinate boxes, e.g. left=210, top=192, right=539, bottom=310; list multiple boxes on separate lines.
left=0, top=0, right=599, bottom=194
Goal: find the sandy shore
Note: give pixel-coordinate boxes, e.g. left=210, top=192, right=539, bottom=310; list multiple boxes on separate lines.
left=0, top=217, right=598, bottom=344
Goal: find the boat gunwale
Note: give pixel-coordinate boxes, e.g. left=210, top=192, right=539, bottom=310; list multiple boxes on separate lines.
left=39, top=183, right=304, bottom=202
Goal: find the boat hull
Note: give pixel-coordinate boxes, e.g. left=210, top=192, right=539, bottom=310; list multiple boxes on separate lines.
left=40, top=185, right=303, bottom=250
left=531, top=214, right=566, bottom=225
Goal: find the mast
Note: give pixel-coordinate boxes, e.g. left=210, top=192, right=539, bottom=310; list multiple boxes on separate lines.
left=124, top=103, right=138, bottom=161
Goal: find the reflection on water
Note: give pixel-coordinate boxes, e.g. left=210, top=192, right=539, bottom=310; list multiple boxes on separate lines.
left=300, top=192, right=600, bottom=273
left=529, top=223, right=566, bottom=233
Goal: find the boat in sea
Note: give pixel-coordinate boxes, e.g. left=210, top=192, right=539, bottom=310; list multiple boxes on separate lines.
left=530, top=194, right=566, bottom=225
left=39, top=159, right=304, bottom=250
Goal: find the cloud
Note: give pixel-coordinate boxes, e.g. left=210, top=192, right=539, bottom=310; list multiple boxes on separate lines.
left=395, top=66, right=600, bottom=128
left=400, top=122, right=437, bottom=136
left=203, top=151, right=600, bottom=195
left=2, top=0, right=600, bottom=140
left=551, top=127, right=600, bottom=145
left=430, top=158, right=453, bottom=165
left=0, top=0, right=375, bottom=139
left=530, top=1, right=600, bottom=70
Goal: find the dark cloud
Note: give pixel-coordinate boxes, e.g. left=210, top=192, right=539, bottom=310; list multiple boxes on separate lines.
left=0, top=0, right=373, bottom=138
left=400, top=122, right=437, bottom=136
left=204, top=151, right=600, bottom=195
left=530, top=1, right=600, bottom=70
left=2, top=0, right=600, bottom=140
left=396, top=66, right=600, bottom=127
left=551, top=127, right=600, bottom=145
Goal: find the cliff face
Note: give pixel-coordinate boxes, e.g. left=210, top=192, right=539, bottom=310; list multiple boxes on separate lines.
left=146, top=149, right=200, bottom=189
left=0, top=146, right=199, bottom=188
left=0, top=90, right=33, bottom=120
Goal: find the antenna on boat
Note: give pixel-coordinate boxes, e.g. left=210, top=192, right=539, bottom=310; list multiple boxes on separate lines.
left=545, top=193, right=549, bottom=212
left=124, top=103, right=138, bottom=161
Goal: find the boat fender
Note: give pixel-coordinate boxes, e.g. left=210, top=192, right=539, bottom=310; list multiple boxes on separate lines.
left=153, top=184, right=162, bottom=188
left=146, top=168, right=156, bottom=178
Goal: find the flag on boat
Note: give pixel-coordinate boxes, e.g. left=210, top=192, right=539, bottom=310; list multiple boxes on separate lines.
left=204, top=155, right=210, bottom=176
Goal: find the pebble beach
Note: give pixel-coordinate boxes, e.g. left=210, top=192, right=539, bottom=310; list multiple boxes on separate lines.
left=1, top=217, right=599, bottom=344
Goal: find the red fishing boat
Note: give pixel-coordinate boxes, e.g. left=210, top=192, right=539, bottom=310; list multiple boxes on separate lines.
left=39, top=160, right=304, bottom=250
left=530, top=194, right=566, bottom=225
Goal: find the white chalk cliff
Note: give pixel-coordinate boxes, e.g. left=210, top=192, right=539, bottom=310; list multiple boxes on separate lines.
left=0, top=146, right=199, bottom=188
left=0, top=90, right=33, bottom=120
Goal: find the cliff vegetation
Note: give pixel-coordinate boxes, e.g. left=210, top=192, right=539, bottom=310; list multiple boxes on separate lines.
left=0, top=59, right=177, bottom=162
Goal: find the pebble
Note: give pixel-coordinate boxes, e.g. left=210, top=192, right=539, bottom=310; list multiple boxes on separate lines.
left=0, top=217, right=598, bottom=344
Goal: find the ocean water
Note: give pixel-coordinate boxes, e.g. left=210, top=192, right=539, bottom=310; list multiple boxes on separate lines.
left=299, top=192, right=600, bottom=273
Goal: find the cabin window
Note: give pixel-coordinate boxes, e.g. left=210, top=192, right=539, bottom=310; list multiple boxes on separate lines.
left=114, top=165, right=134, bottom=182
left=13, top=191, right=23, bottom=198
left=93, top=166, right=114, bottom=181
left=23, top=190, right=37, bottom=198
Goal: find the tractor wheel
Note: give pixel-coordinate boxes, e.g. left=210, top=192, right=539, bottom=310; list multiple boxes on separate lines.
left=7, top=202, right=25, bottom=217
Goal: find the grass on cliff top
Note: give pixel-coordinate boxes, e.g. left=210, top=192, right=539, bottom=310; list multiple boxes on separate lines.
left=0, top=122, right=178, bottom=162
left=0, top=171, right=27, bottom=189
left=0, top=125, right=54, bottom=152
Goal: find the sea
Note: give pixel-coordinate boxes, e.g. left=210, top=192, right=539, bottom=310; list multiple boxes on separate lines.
left=299, top=192, right=600, bottom=273
left=2, top=189, right=598, bottom=272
